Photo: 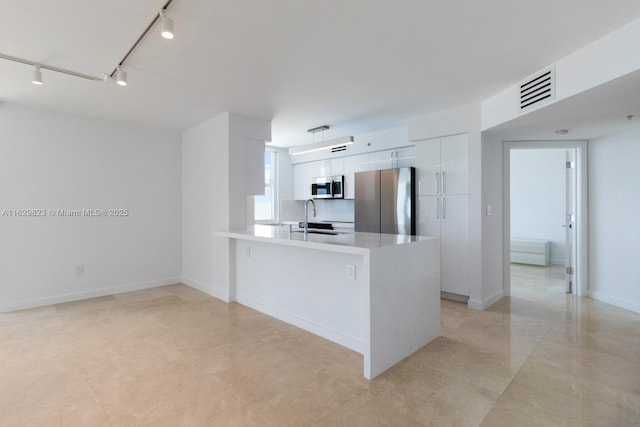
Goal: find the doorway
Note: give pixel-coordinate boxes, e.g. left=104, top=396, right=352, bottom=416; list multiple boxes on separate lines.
left=503, top=141, right=588, bottom=298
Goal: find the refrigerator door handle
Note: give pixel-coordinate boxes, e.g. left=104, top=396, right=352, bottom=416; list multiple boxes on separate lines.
left=435, top=172, right=440, bottom=194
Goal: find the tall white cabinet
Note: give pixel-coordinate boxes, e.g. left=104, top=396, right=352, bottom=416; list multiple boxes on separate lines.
left=416, top=134, right=470, bottom=299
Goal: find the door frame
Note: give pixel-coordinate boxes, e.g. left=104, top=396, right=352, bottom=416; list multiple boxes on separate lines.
left=502, top=140, right=588, bottom=297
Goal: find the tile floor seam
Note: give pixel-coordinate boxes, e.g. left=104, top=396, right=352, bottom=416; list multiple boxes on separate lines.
left=78, top=358, right=116, bottom=427
left=476, top=303, right=569, bottom=426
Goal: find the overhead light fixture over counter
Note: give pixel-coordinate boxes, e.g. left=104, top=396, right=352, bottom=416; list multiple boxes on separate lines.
left=0, top=0, right=176, bottom=86
left=289, top=125, right=355, bottom=156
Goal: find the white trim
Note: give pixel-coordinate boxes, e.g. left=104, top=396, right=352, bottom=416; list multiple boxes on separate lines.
left=181, top=277, right=230, bottom=303
left=0, top=277, right=181, bottom=313
left=503, top=140, right=589, bottom=297
left=590, top=291, right=640, bottom=314
left=236, top=295, right=364, bottom=354
left=467, top=288, right=504, bottom=310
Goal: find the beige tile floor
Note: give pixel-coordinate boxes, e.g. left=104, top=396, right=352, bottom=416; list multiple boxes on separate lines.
left=1, top=267, right=639, bottom=426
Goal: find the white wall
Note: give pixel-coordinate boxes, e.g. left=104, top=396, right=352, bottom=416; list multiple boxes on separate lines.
left=281, top=199, right=355, bottom=224
left=0, top=105, right=182, bottom=312
left=182, top=112, right=270, bottom=301
left=589, top=127, right=640, bottom=313
left=510, top=149, right=566, bottom=264
left=182, top=114, right=229, bottom=298
left=479, top=17, right=640, bottom=310
left=480, top=135, right=504, bottom=305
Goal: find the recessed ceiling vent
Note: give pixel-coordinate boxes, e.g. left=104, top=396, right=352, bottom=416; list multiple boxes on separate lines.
left=331, top=145, right=348, bottom=153
left=519, top=66, right=555, bottom=112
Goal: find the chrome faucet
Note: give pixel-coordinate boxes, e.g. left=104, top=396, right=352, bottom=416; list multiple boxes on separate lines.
left=304, top=199, right=316, bottom=236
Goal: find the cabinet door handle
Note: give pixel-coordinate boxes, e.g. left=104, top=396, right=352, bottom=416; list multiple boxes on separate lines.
left=442, top=197, right=447, bottom=219
left=435, top=198, right=439, bottom=219
left=435, top=172, right=440, bottom=194
left=442, top=172, right=446, bottom=194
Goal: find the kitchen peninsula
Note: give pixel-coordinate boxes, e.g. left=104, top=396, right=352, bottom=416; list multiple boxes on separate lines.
left=214, top=225, right=440, bottom=379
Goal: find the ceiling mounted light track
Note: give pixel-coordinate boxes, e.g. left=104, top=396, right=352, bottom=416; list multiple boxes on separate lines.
left=109, top=0, right=176, bottom=82
left=0, top=0, right=177, bottom=87
left=0, top=53, right=102, bottom=82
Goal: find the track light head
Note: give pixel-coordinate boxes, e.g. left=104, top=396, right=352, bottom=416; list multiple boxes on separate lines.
left=116, top=67, right=127, bottom=86
left=32, top=65, right=43, bottom=85
left=160, top=9, right=174, bottom=39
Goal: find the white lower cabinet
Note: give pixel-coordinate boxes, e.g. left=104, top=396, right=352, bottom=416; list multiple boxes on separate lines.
left=417, top=194, right=469, bottom=297
left=369, top=146, right=416, bottom=170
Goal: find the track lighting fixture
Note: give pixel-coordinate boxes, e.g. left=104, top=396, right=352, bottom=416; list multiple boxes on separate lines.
left=31, top=65, right=43, bottom=85
left=116, top=67, right=127, bottom=86
left=160, top=9, right=174, bottom=39
left=1, top=0, right=176, bottom=88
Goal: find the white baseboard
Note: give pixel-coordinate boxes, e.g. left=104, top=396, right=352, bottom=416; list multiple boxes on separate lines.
left=468, top=288, right=505, bottom=310
left=236, top=294, right=364, bottom=354
left=590, top=291, right=640, bottom=314
left=0, top=277, right=181, bottom=313
left=181, top=278, right=230, bottom=303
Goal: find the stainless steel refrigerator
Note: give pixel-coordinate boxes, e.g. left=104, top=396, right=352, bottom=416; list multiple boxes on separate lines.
left=354, top=167, right=416, bottom=235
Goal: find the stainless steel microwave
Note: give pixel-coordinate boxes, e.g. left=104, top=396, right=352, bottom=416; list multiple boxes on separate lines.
left=311, top=175, right=344, bottom=199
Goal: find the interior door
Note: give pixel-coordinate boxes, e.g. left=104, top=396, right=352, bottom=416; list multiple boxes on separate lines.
left=564, top=149, right=577, bottom=293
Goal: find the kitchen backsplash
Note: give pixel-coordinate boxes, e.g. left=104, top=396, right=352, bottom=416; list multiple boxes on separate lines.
left=281, top=199, right=354, bottom=223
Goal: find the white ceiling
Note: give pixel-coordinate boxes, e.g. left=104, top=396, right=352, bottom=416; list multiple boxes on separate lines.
left=1, top=0, right=639, bottom=146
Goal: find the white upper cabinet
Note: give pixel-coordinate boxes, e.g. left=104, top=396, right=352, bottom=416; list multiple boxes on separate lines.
left=343, top=154, right=370, bottom=199
left=293, top=162, right=312, bottom=200
left=369, top=146, right=416, bottom=170
left=311, top=158, right=344, bottom=178
left=292, top=144, right=416, bottom=200
left=416, top=134, right=468, bottom=196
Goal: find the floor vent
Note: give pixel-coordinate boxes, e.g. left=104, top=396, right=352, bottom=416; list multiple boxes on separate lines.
left=331, top=145, right=348, bottom=153
left=520, top=67, right=555, bottom=111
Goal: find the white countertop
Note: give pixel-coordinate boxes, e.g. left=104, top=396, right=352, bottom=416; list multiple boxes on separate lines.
left=214, top=225, right=435, bottom=255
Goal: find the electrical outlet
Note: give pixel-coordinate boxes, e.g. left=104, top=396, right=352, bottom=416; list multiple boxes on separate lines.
left=486, top=205, right=493, bottom=216
left=346, top=264, right=356, bottom=280
left=75, top=265, right=84, bottom=276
